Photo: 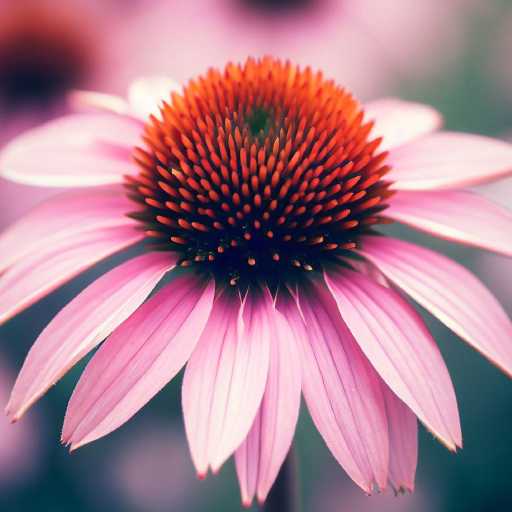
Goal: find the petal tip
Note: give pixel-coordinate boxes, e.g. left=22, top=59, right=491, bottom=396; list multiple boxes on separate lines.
left=67, top=433, right=94, bottom=452
left=68, top=441, right=80, bottom=453
left=5, top=401, right=23, bottom=423
left=242, top=498, right=253, bottom=509
left=210, top=461, right=222, bottom=475
left=256, top=491, right=269, bottom=507
left=358, top=479, right=375, bottom=496
left=393, top=484, right=414, bottom=495
left=434, top=432, right=459, bottom=453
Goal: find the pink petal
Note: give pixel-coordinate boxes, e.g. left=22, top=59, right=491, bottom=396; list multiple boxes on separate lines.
left=386, top=190, right=512, bottom=257
left=364, top=99, right=442, bottom=151
left=345, top=259, right=390, bottom=288
left=278, top=284, right=389, bottom=493
left=62, top=274, right=215, bottom=449
left=0, top=186, right=135, bottom=273
left=360, top=236, right=512, bottom=377
left=7, top=252, right=176, bottom=421
left=128, top=76, right=182, bottom=120
left=235, top=301, right=302, bottom=506
left=234, top=410, right=260, bottom=508
left=182, top=288, right=271, bottom=476
left=68, top=90, right=132, bottom=117
left=0, top=114, right=142, bottom=187
left=324, top=268, right=462, bottom=450
left=383, top=385, right=418, bottom=493
left=387, top=132, right=512, bottom=190
left=0, top=226, right=143, bottom=325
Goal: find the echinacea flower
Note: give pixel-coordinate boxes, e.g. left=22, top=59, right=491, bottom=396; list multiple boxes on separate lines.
left=1, top=57, right=512, bottom=506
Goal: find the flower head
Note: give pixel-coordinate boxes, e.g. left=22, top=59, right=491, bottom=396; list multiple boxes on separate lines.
left=1, top=57, right=512, bottom=505
left=128, top=58, right=391, bottom=286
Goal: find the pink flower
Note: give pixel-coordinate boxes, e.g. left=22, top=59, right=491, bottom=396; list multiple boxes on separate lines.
left=0, top=0, right=114, bottom=135
left=1, top=57, right=512, bottom=506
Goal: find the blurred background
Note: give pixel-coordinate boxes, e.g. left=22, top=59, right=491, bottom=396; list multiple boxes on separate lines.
left=0, top=1, right=511, bottom=511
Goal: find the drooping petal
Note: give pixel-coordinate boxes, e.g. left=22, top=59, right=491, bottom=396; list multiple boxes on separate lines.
left=182, top=288, right=271, bottom=477
left=383, top=385, right=418, bottom=493
left=0, top=186, right=136, bottom=273
left=235, top=300, right=302, bottom=506
left=387, top=132, right=512, bottom=190
left=364, top=99, right=442, bottom=151
left=62, top=274, right=215, bottom=450
left=128, top=76, right=182, bottom=120
left=324, top=268, right=461, bottom=450
left=0, top=114, right=142, bottom=187
left=359, top=236, right=512, bottom=377
left=386, top=190, right=512, bottom=257
left=277, top=284, right=389, bottom=493
left=7, top=252, right=176, bottom=421
left=0, top=226, right=143, bottom=325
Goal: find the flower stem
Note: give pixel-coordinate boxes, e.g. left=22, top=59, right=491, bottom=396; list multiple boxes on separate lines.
left=264, top=449, right=299, bottom=512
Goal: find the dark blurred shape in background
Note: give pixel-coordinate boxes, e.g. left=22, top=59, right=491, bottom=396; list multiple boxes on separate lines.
left=1, top=1, right=512, bottom=511
left=0, top=3, right=92, bottom=109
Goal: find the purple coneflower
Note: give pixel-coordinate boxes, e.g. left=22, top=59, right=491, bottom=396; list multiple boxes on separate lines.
left=1, top=57, right=512, bottom=506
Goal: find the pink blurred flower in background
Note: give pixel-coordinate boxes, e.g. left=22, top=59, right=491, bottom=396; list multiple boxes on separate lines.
left=111, top=0, right=477, bottom=99
left=0, top=0, right=123, bottom=230
left=0, top=0, right=105, bottom=228
left=0, top=0, right=102, bottom=130
left=314, top=469, right=437, bottom=512
left=0, top=0, right=168, bottom=229
left=1, top=57, right=512, bottom=506
left=0, top=356, right=41, bottom=488
left=106, top=423, right=198, bottom=512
